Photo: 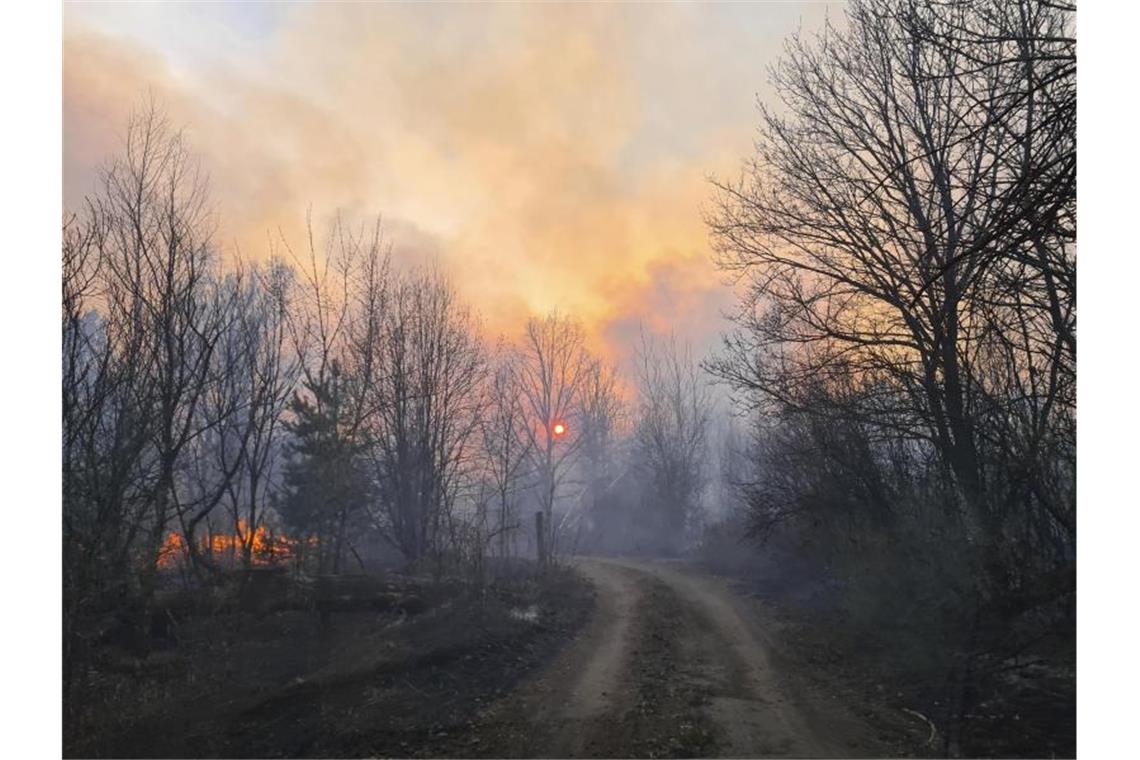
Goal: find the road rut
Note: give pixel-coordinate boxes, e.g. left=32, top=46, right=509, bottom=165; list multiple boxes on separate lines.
left=462, top=557, right=888, bottom=758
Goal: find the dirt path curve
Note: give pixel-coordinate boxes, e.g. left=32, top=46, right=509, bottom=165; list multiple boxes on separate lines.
left=465, top=557, right=886, bottom=758
left=622, top=559, right=856, bottom=758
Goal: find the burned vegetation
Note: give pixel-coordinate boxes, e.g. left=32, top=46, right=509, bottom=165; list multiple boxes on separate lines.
left=700, top=0, right=1076, bottom=756
left=62, top=0, right=1075, bottom=758
left=61, top=102, right=703, bottom=757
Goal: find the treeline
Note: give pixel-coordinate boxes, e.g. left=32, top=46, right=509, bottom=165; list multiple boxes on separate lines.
left=706, top=0, right=1074, bottom=754
left=62, top=104, right=716, bottom=669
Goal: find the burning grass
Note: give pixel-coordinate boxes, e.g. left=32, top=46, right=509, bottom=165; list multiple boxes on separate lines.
left=156, top=520, right=315, bottom=570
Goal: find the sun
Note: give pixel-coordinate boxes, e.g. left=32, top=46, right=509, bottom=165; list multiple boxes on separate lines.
left=552, top=421, right=567, bottom=439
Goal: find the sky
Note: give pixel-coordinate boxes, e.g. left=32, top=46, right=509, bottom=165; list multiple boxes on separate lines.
left=63, top=0, right=838, bottom=364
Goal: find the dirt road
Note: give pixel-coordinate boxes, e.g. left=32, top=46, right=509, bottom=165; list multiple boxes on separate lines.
left=461, top=557, right=893, bottom=758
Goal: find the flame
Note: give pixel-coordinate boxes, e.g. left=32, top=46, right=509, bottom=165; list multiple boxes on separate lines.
left=156, top=520, right=312, bottom=569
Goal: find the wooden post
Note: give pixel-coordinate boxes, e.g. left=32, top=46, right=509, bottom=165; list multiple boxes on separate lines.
left=535, top=511, right=546, bottom=568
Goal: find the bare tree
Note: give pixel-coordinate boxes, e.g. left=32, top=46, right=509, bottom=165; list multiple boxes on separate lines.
left=172, top=272, right=248, bottom=577
left=480, top=344, right=534, bottom=560
left=901, top=0, right=1075, bottom=352
left=363, top=268, right=487, bottom=566
left=63, top=212, right=131, bottom=598
left=171, top=258, right=299, bottom=573
left=91, top=101, right=230, bottom=601
left=706, top=2, right=1075, bottom=751
left=633, top=332, right=712, bottom=554
left=707, top=0, right=1074, bottom=555
left=572, top=358, right=627, bottom=545
left=225, top=258, right=299, bottom=567
left=512, top=312, right=592, bottom=562
left=63, top=207, right=157, bottom=704
left=283, top=213, right=365, bottom=418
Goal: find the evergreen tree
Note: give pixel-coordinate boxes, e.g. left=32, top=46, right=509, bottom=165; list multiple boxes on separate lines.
left=281, top=362, right=370, bottom=573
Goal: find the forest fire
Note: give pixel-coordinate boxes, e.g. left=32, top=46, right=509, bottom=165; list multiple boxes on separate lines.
left=156, top=520, right=309, bottom=569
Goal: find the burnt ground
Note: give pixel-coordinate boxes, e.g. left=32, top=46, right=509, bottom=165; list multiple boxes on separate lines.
left=65, top=567, right=594, bottom=759
left=70, top=556, right=1041, bottom=759
left=699, top=562, right=1076, bottom=759
left=435, top=558, right=919, bottom=759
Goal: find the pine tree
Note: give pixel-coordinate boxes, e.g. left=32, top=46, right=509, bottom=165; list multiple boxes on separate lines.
left=280, top=362, right=370, bottom=573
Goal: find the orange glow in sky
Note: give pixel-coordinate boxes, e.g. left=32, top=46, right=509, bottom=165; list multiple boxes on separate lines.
left=63, top=2, right=837, bottom=364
